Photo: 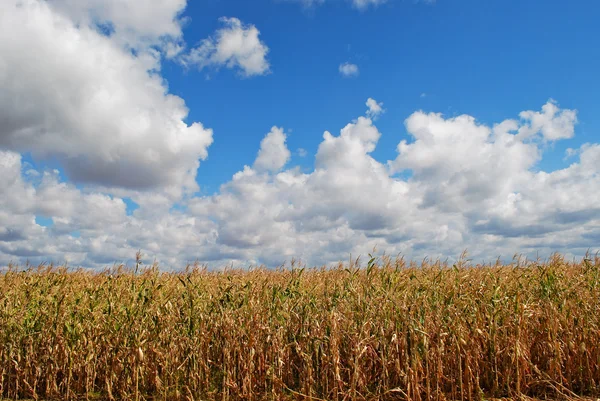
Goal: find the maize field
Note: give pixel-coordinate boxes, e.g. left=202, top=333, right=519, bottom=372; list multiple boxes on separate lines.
left=1, top=253, right=599, bottom=400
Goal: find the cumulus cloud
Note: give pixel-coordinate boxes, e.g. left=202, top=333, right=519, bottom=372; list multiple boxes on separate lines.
left=1, top=93, right=598, bottom=268
left=339, top=62, right=359, bottom=78
left=0, top=0, right=213, bottom=198
left=46, top=0, right=187, bottom=52
left=0, top=150, right=223, bottom=268
left=517, top=99, right=578, bottom=141
left=184, top=99, right=597, bottom=267
left=254, top=127, right=291, bottom=173
left=366, top=98, right=384, bottom=119
left=0, top=150, right=124, bottom=264
left=183, top=17, right=270, bottom=77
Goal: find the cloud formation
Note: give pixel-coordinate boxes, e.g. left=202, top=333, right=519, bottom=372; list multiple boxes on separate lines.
left=282, top=0, right=386, bottom=10
left=183, top=17, right=270, bottom=77
left=0, top=0, right=213, bottom=199
left=366, top=98, right=385, bottom=119
left=339, top=62, right=359, bottom=77
left=46, top=0, right=187, bottom=52
left=352, top=0, right=388, bottom=10
left=517, top=99, right=578, bottom=141
left=186, top=99, right=596, bottom=266
left=2, top=95, right=598, bottom=269
left=0, top=1, right=597, bottom=270
left=254, top=127, right=291, bottom=173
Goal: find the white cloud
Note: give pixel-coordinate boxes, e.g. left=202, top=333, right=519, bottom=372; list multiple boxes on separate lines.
left=0, top=0, right=589, bottom=272
left=366, top=98, right=384, bottom=119
left=282, top=0, right=386, bottom=10
left=0, top=150, right=224, bottom=268
left=352, top=0, right=388, bottom=10
left=1, top=91, right=598, bottom=267
left=565, top=147, right=578, bottom=159
left=186, top=99, right=598, bottom=266
left=339, top=62, right=359, bottom=78
left=183, top=17, right=270, bottom=77
left=390, top=111, right=539, bottom=215
left=0, top=0, right=213, bottom=199
left=0, top=150, right=127, bottom=264
left=46, top=0, right=187, bottom=52
left=517, top=99, right=578, bottom=141
left=254, top=127, right=291, bottom=173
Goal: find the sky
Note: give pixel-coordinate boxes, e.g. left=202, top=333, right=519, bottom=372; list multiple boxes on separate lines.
left=1, top=0, right=599, bottom=269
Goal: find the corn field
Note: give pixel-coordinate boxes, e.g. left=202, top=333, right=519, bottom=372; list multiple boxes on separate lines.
left=1, top=253, right=599, bottom=400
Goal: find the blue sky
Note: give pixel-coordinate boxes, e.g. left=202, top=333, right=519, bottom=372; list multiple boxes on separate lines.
left=166, top=0, right=600, bottom=191
left=1, top=0, right=599, bottom=268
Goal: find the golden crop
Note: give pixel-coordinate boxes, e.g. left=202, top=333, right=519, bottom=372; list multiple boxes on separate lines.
left=1, top=253, right=599, bottom=400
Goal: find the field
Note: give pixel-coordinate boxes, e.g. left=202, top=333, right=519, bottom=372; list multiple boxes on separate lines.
left=1, top=253, right=599, bottom=401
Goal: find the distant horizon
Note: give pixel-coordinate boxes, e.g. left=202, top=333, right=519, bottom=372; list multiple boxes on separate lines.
left=1, top=0, right=599, bottom=269
left=2, top=250, right=598, bottom=272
